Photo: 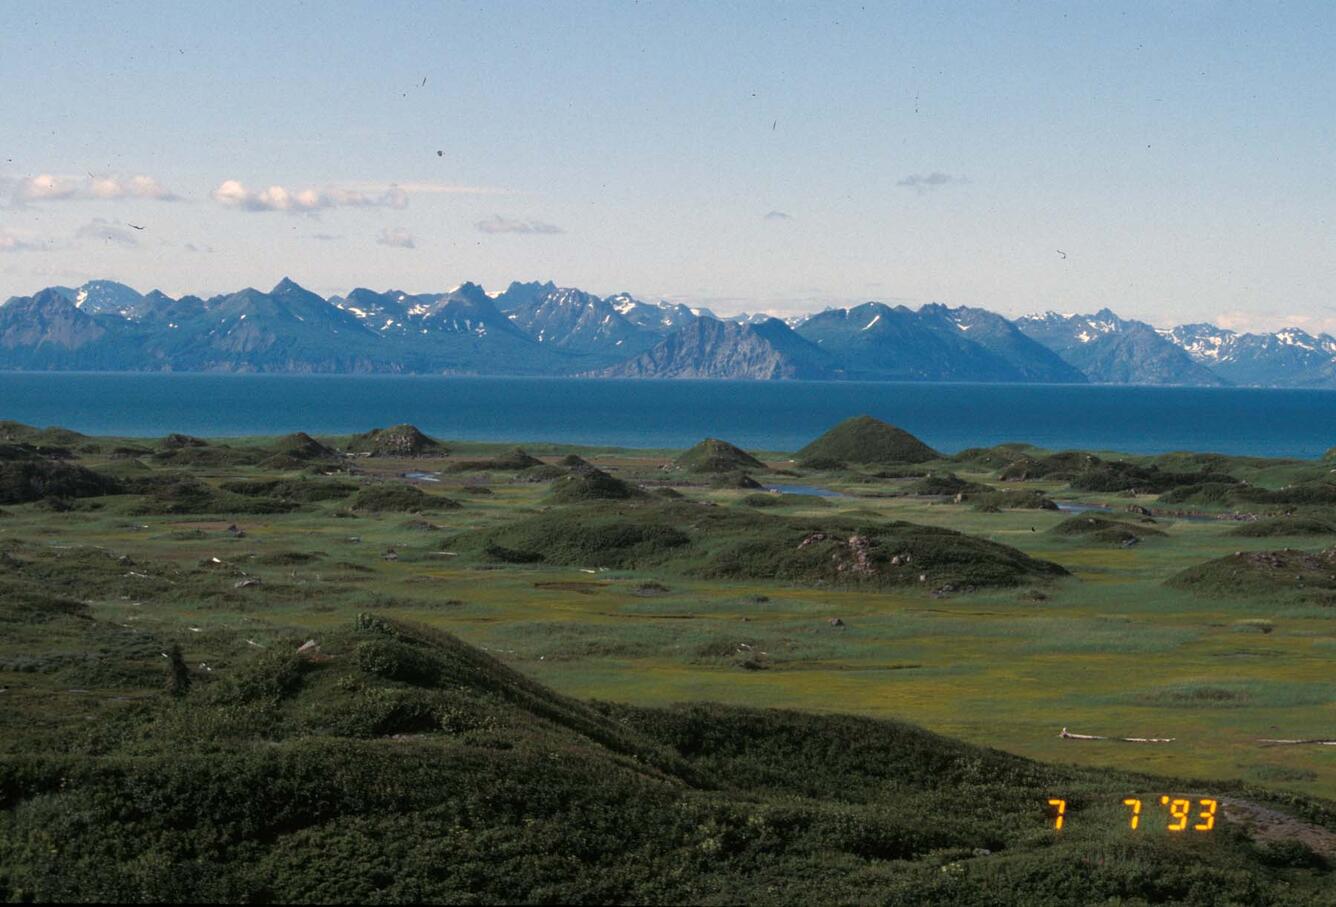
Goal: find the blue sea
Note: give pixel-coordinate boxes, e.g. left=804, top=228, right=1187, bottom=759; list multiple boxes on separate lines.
left=0, top=373, right=1332, bottom=458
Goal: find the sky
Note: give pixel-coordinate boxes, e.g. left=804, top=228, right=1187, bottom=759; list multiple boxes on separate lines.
left=1, top=1, right=1333, bottom=331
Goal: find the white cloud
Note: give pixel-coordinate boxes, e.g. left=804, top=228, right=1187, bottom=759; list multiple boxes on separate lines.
left=1215, top=309, right=1336, bottom=336
left=475, top=215, right=563, bottom=235
left=211, top=180, right=409, bottom=213
left=75, top=218, right=140, bottom=247
left=14, top=173, right=179, bottom=204
left=763, top=210, right=792, bottom=221
left=0, top=229, right=43, bottom=253
left=376, top=226, right=416, bottom=249
left=391, top=181, right=515, bottom=196
left=896, top=172, right=969, bottom=193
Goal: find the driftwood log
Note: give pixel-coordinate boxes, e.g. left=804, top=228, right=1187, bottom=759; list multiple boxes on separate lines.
left=1059, top=727, right=1175, bottom=744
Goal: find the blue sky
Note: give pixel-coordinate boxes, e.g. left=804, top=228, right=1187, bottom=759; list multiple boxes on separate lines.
left=2, top=1, right=1333, bottom=331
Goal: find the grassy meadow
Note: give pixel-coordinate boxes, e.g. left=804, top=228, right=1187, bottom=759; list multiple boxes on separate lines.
left=1, top=420, right=1333, bottom=901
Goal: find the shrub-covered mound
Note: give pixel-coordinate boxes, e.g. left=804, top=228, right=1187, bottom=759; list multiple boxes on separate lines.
left=998, top=450, right=1103, bottom=481
left=709, top=471, right=764, bottom=490
left=547, top=465, right=644, bottom=503
left=738, top=492, right=832, bottom=508
left=0, top=613, right=1330, bottom=904
left=909, top=473, right=993, bottom=496
left=460, top=502, right=1066, bottom=589
left=960, top=489, right=1059, bottom=511
left=1049, top=515, right=1166, bottom=544
left=350, top=483, right=461, bottom=512
left=263, top=432, right=340, bottom=466
left=1168, top=547, right=1336, bottom=598
left=448, top=447, right=544, bottom=472
left=1228, top=517, right=1336, bottom=537
left=158, top=432, right=208, bottom=449
left=797, top=415, right=939, bottom=466
left=0, top=459, right=120, bottom=504
left=129, top=476, right=299, bottom=515
left=152, top=443, right=267, bottom=467
left=346, top=424, right=445, bottom=457
left=219, top=478, right=358, bottom=503
left=674, top=438, right=766, bottom=474
left=0, top=420, right=88, bottom=447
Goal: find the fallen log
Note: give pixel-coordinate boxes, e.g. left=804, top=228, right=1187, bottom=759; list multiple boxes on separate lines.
left=1257, top=738, right=1336, bottom=747
left=1059, top=727, right=1175, bottom=743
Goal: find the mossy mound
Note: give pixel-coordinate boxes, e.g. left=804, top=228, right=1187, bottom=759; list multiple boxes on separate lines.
left=709, top=472, right=764, bottom=490
left=739, top=493, right=832, bottom=508
left=1070, top=463, right=1239, bottom=494
left=1050, top=515, right=1166, bottom=544
left=107, top=444, right=153, bottom=459
left=265, top=432, right=339, bottom=462
left=158, top=432, right=208, bottom=449
left=1157, top=482, right=1242, bottom=506
left=547, top=467, right=644, bottom=503
left=0, top=420, right=88, bottom=447
left=448, top=447, right=544, bottom=472
left=350, top=483, right=461, bottom=512
left=797, top=416, right=938, bottom=466
left=950, top=443, right=1038, bottom=469
left=1168, top=547, right=1336, bottom=598
left=219, top=478, right=358, bottom=503
left=0, top=459, right=120, bottom=505
left=1161, top=480, right=1336, bottom=510
left=346, top=424, right=445, bottom=457
left=909, top=473, right=993, bottom=496
left=463, top=501, right=1066, bottom=589
left=151, top=445, right=266, bottom=467
left=999, top=451, right=1103, bottom=481
left=674, top=438, right=765, bottom=474
left=0, top=442, right=70, bottom=462
left=960, top=489, right=1059, bottom=511
left=129, top=477, right=298, bottom=515
left=1228, top=517, right=1336, bottom=537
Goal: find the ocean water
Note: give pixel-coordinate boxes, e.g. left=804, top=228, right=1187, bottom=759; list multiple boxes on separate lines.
left=0, top=372, right=1333, bottom=458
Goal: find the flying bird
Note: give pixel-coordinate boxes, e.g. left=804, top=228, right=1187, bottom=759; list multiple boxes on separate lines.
left=128, top=224, right=145, bottom=231
left=1056, top=250, right=1067, bottom=259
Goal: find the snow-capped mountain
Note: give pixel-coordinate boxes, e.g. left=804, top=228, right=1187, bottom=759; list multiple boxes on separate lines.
left=7, top=275, right=1336, bottom=385
left=1016, top=309, right=1225, bottom=385
left=52, top=280, right=149, bottom=320
left=495, top=282, right=656, bottom=354
left=1160, top=323, right=1336, bottom=386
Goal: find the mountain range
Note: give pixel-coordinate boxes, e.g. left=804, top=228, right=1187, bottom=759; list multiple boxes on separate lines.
left=2, top=278, right=1333, bottom=386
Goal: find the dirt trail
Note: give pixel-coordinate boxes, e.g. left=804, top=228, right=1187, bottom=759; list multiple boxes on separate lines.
left=1220, top=797, right=1336, bottom=859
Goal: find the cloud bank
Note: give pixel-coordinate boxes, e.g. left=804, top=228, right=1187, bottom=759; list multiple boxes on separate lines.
left=75, top=218, right=140, bottom=247
left=475, top=215, right=563, bottom=235
left=376, top=227, right=416, bottom=249
left=896, top=171, right=969, bottom=193
left=212, top=180, right=408, bottom=213
left=0, top=229, right=42, bottom=253
left=13, top=173, right=179, bottom=204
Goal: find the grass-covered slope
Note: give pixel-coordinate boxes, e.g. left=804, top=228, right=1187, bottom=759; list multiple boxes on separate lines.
left=1, top=614, right=1331, bottom=904
left=797, top=415, right=939, bottom=466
